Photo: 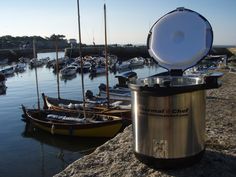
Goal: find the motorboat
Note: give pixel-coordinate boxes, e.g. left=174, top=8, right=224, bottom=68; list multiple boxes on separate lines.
left=129, top=57, right=145, bottom=67
left=15, top=62, right=26, bottom=72
left=0, top=66, right=15, bottom=76
left=77, top=61, right=92, bottom=73
left=60, top=66, right=77, bottom=77
left=90, top=65, right=106, bottom=75
left=98, top=71, right=137, bottom=101
left=116, top=61, right=131, bottom=72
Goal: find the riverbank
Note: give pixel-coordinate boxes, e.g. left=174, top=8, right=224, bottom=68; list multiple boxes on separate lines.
left=54, top=69, right=236, bottom=177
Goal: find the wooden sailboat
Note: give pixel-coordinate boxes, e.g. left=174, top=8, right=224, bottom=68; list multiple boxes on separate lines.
left=42, top=93, right=131, bottom=117
left=22, top=105, right=125, bottom=138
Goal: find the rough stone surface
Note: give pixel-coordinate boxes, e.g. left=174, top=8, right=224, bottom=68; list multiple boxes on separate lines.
left=55, top=70, right=236, bottom=177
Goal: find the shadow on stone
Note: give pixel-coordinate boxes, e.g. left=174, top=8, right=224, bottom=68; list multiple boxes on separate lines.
left=161, top=150, right=236, bottom=177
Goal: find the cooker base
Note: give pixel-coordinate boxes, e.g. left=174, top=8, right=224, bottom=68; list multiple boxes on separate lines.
left=134, top=149, right=205, bottom=169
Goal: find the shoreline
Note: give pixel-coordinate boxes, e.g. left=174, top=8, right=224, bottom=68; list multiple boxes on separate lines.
left=54, top=69, right=236, bottom=177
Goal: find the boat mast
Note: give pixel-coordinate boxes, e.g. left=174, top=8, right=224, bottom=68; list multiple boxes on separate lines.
left=33, top=38, right=40, bottom=110
left=55, top=38, right=61, bottom=99
left=77, top=0, right=86, bottom=117
left=104, top=3, right=110, bottom=108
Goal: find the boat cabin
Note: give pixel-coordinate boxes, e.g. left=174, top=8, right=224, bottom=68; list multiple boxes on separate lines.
left=115, top=71, right=137, bottom=88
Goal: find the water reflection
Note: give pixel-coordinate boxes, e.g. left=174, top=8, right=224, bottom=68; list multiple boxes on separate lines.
left=89, top=72, right=106, bottom=80
left=0, top=52, right=163, bottom=177
left=21, top=123, right=109, bottom=177
left=0, top=87, right=7, bottom=95
left=22, top=123, right=108, bottom=153
left=60, top=74, right=77, bottom=83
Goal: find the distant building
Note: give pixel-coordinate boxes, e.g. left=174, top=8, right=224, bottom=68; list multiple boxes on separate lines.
left=68, top=39, right=77, bottom=48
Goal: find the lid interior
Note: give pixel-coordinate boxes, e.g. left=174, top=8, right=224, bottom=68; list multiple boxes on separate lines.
left=148, top=8, right=213, bottom=72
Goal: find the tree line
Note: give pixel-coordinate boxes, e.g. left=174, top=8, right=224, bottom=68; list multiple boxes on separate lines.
left=0, top=34, right=72, bottom=50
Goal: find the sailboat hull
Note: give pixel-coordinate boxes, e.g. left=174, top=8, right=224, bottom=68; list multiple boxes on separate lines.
left=32, top=121, right=122, bottom=137
left=42, top=93, right=131, bottom=119
left=22, top=107, right=124, bottom=138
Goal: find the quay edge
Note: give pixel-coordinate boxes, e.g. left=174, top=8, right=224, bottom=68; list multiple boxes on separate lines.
left=54, top=70, right=236, bottom=177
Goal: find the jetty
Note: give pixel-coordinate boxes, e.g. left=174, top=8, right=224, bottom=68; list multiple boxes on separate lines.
left=65, top=45, right=236, bottom=60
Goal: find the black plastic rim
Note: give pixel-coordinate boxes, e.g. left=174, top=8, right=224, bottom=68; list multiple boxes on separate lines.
left=134, top=149, right=205, bottom=170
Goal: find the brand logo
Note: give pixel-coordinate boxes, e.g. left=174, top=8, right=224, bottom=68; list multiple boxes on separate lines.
left=139, top=106, right=189, bottom=117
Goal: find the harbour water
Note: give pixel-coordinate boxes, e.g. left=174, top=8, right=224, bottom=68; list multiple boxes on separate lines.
left=0, top=52, right=164, bottom=177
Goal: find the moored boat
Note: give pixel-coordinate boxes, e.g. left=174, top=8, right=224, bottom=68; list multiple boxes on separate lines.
left=129, top=57, right=145, bottom=68
left=0, top=66, right=15, bottom=76
left=21, top=105, right=126, bottom=138
left=42, top=93, right=131, bottom=118
left=90, top=64, right=106, bottom=75
left=77, top=61, right=91, bottom=73
left=98, top=71, right=137, bottom=101
left=29, top=58, right=44, bottom=68
left=15, top=62, right=26, bottom=72
left=60, top=66, right=77, bottom=77
left=116, top=61, right=131, bottom=72
left=99, top=87, right=131, bottom=101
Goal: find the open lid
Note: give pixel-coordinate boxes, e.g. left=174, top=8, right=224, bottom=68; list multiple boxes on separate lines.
left=147, top=7, right=213, bottom=74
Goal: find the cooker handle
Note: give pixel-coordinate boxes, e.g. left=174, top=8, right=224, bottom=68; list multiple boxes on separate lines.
left=204, top=72, right=223, bottom=89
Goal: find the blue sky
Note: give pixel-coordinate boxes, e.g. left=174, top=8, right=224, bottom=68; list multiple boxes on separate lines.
left=0, top=0, right=235, bottom=45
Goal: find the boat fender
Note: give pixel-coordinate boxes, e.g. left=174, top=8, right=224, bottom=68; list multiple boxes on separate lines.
left=51, top=124, right=55, bottom=135
left=68, top=103, right=75, bottom=109
left=74, top=104, right=82, bottom=109
left=118, top=104, right=131, bottom=110
left=111, top=101, right=123, bottom=107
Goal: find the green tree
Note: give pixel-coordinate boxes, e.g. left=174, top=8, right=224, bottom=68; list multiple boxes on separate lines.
left=46, top=34, right=65, bottom=41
